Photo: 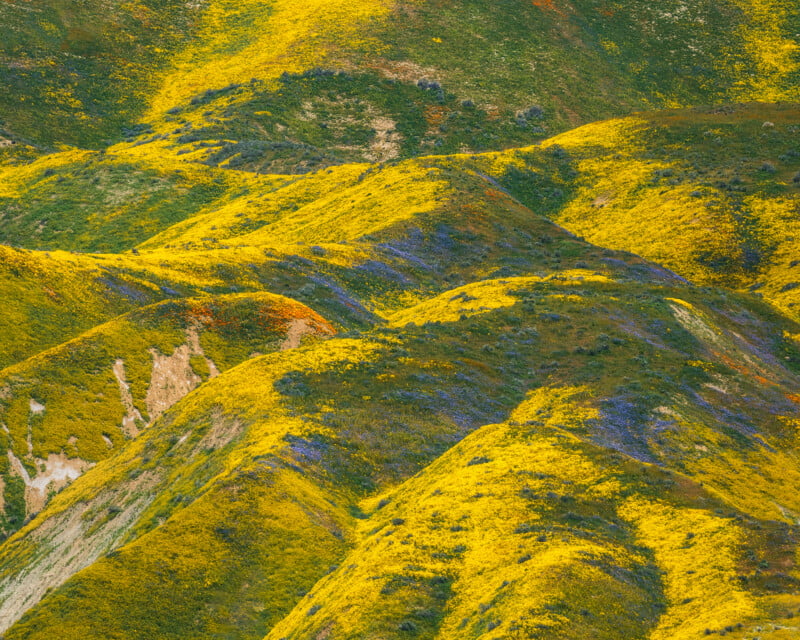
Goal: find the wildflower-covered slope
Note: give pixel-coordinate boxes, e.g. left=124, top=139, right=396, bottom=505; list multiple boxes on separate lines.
left=2, top=102, right=800, bottom=639
left=3, top=1, right=800, bottom=638
left=470, top=104, right=800, bottom=318
left=3, top=0, right=800, bottom=151
left=0, top=292, right=333, bottom=534
left=3, top=248, right=800, bottom=639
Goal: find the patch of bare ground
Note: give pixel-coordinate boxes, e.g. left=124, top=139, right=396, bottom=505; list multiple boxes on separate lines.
left=280, top=317, right=334, bottom=351
left=0, top=467, right=161, bottom=633
left=112, top=358, right=144, bottom=438
left=122, top=324, right=221, bottom=433
left=365, top=116, right=401, bottom=162
left=196, top=412, right=244, bottom=453
left=7, top=451, right=93, bottom=516
left=144, top=342, right=201, bottom=423
left=367, top=59, right=441, bottom=84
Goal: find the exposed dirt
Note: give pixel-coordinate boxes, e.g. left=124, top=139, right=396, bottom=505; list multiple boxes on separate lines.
left=7, top=451, right=93, bottom=516
left=280, top=317, right=333, bottom=350
left=365, top=116, right=401, bottom=162
left=196, top=412, right=243, bottom=452
left=123, top=326, right=221, bottom=430
left=144, top=343, right=201, bottom=422
left=0, top=467, right=160, bottom=634
left=298, top=97, right=400, bottom=162
left=369, top=59, right=441, bottom=84
left=313, top=621, right=334, bottom=640
left=185, top=325, right=220, bottom=377
left=669, top=302, right=718, bottom=344
left=592, top=192, right=613, bottom=207
left=112, top=358, right=144, bottom=438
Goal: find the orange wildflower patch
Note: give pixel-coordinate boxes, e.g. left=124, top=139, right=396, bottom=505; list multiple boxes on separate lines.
left=259, top=302, right=335, bottom=335
left=532, top=0, right=565, bottom=15
left=184, top=303, right=216, bottom=325
left=424, top=105, right=449, bottom=128
left=716, top=351, right=774, bottom=387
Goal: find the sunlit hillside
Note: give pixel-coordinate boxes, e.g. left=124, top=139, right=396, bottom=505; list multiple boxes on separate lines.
left=2, top=1, right=800, bottom=639
left=465, top=103, right=800, bottom=317
left=3, top=0, right=800, bottom=149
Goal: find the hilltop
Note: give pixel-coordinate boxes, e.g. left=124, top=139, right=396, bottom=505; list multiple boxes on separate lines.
left=2, top=209, right=800, bottom=638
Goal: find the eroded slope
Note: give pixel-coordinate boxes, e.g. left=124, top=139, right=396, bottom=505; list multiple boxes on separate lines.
left=2, top=246, right=800, bottom=638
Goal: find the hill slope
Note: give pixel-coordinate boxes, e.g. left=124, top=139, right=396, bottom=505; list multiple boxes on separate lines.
left=2, top=255, right=800, bottom=639
left=465, top=103, right=800, bottom=317
left=2, top=105, right=800, bottom=638
left=3, top=1, right=800, bottom=638
left=0, top=292, right=333, bottom=534
left=3, top=0, right=800, bottom=150
left=4, top=104, right=800, bottom=324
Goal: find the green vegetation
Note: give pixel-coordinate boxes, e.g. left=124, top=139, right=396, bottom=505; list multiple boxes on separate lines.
left=3, top=0, right=800, bottom=152
left=4, top=263, right=800, bottom=639
left=0, top=292, right=332, bottom=536
left=471, top=104, right=800, bottom=317
left=2, top=1, right=800, bottom=639
left=0, top=154, right=260, bottom=252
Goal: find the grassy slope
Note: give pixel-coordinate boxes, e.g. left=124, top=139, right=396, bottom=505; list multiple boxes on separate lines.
left=0, top=0, right=201, bottom=148
left=1, top=143, right=800, bottom=637
left=4, top=100, right=799, bottom=504
left=0, top=149, right=288, bottom=252
left=0, top=246, right=166, bottom=369
left=268, top=393, right=796, bottom=640
left=1, top=154, right=800, bottom=636
left=5, top=102, right=800, bottom=322
left=2, top=1, right=800, bottom=637
left=100, top=0, right=800, bottom=174
left=2, top=0, right=800, bottom=152
left=460, top=103, right=800, bottom=317
left=0, top=162, right=632, bottom=543
left=2, top=260, right=800, bottom=639
left=0, top=293, right=333, bottom=534
left=6, top=100, right=800, bottom=543
left=158, top=0, right=800, bottom=122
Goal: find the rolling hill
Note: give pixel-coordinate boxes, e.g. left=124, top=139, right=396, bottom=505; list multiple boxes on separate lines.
left=3, top=0, right=800, bottom=151
left=2, top=1, right=800, bottom=639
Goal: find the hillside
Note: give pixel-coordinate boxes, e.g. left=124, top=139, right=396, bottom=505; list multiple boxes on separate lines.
left=3, top=243, right=800, bottom=639
left=467, top=103, right=800, bottom=318
left=3, top=0, right=800, bottom=151
left=4, top=104, right=800, bottom=320
left=2, top=0, right=800, bottom=639
left=0, top=292, right=333, bottom=534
